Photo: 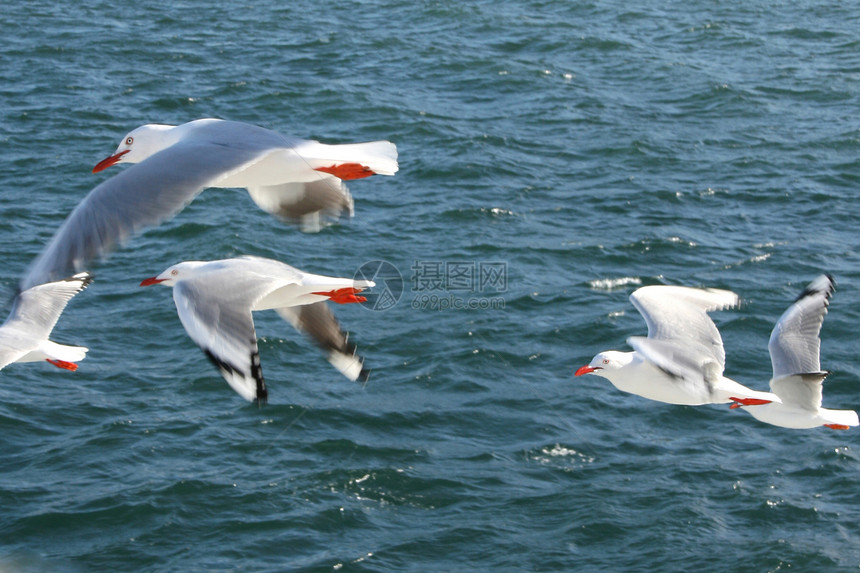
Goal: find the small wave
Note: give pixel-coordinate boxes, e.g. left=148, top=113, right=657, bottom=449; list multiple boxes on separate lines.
left=666, top=236, right=697, bottom=247
left=589, top=277, right=642, bottom=291
left=833, top=446, right=856, bottom=461
left=543, top=444, right=585, bottom=458
left=720, top=251, right=772, bottom=270
left=481, top=207, right=514, bottom=216
left=531, top=443, right=595, bottom=465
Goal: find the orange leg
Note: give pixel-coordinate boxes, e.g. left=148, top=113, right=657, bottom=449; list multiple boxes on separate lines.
left=312, top=287, right=367, bottom=304
left=46, top=359, right=78, bottom=371
left=825, top=424, right=851, bottom=430
left=314, top=163, right=375, bottom=180
left=729, top=397, right=772, bottom=409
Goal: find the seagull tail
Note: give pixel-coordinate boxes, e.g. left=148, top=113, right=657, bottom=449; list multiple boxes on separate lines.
left=308, top=141, right=399, bottom=177
left=822, top=408, right=859, bottom=428
left=42, top=341, right=89, bottom=363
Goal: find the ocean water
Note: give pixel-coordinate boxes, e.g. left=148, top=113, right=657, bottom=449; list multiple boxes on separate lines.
left=1, top=0, right=860, bottom=571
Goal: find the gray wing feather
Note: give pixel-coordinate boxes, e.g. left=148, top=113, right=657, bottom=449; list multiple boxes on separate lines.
left=22, top=142, right=264, bottom=290
left=768, top=274, right=833, bottom=379
left=192, top=119, right=300, bottom=149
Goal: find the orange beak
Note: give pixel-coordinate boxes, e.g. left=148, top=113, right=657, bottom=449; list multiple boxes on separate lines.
left=93, top=149, right=131, bottom=173
left=140, top=276, right=165, bottom=286
left=574, top=365, right=598, bottom=377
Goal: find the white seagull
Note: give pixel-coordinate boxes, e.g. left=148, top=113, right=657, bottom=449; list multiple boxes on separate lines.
left=0, top=272, right=93, bottom=372
left=22, top=118, right=398, bottom=289
left=140, top=255, right=375, bottom=403
left=575, top=284, right=778, bottom=406
left=731, top=275, right=858, bottom=430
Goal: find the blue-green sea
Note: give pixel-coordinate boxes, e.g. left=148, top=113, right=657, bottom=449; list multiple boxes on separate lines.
left=2, top=1, right=860, bottom=571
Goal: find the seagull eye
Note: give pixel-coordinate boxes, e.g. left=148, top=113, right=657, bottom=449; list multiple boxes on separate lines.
left=171, top=269, right=178, bottom=276
left=126, top=137, right=133, bottom=145
left=602, top=359, right=609, bottom=365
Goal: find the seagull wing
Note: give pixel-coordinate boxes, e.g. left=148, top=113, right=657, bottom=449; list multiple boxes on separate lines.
left=628, top=336, right=721, bottom=388
left=22, top=142, right=266, bottom=290
left=768, top=274, right=833, bottom=380
left=276, top=302, right=368, bottom=383
left=246, top=178, right=354, bottom=233
left=0, top=331, right=30, bottom=370
left=6, top=272, right=93, bottom=336
left=172, top=277, right=267, bottom=402
left=630, top=285, right=738, bottom=370
left=0, top=272, right=93, bottom=370
left=769, top=373, right=826, bottom=411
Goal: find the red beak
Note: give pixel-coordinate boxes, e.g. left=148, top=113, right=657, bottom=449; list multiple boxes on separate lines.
left=140, top=276, right=166, bottom=286
left=574, top=365, right=598, bottom=377
left=93, top=149, right=131, bottom=173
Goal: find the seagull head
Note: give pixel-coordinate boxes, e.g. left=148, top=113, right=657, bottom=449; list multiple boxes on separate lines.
left=574, top=351, right=632, bottom=378
left=93, top=123, right=177, bottom=173
left=140, top=261, right=207, bottom=287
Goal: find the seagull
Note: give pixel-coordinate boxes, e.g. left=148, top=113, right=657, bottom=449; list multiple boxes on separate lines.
left=730, top=275, right=858, bottom=430
left=574, top=284, right=778, bottom=406
left=0, top=272, right=93, bottom=372
left=22, top=118, right=398, bottom=289
left=140, top=255, right=375, bottom=403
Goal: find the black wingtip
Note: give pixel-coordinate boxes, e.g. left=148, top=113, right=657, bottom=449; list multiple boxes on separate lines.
left=794, top=274, right=835, bottom=303
left=251, top=349, right=267, bottom=403
left=204, top=348, right=240, bottom=378
left=358, top=367, right=371, bottom=384
left=204, top=348, right=267, bottom=403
